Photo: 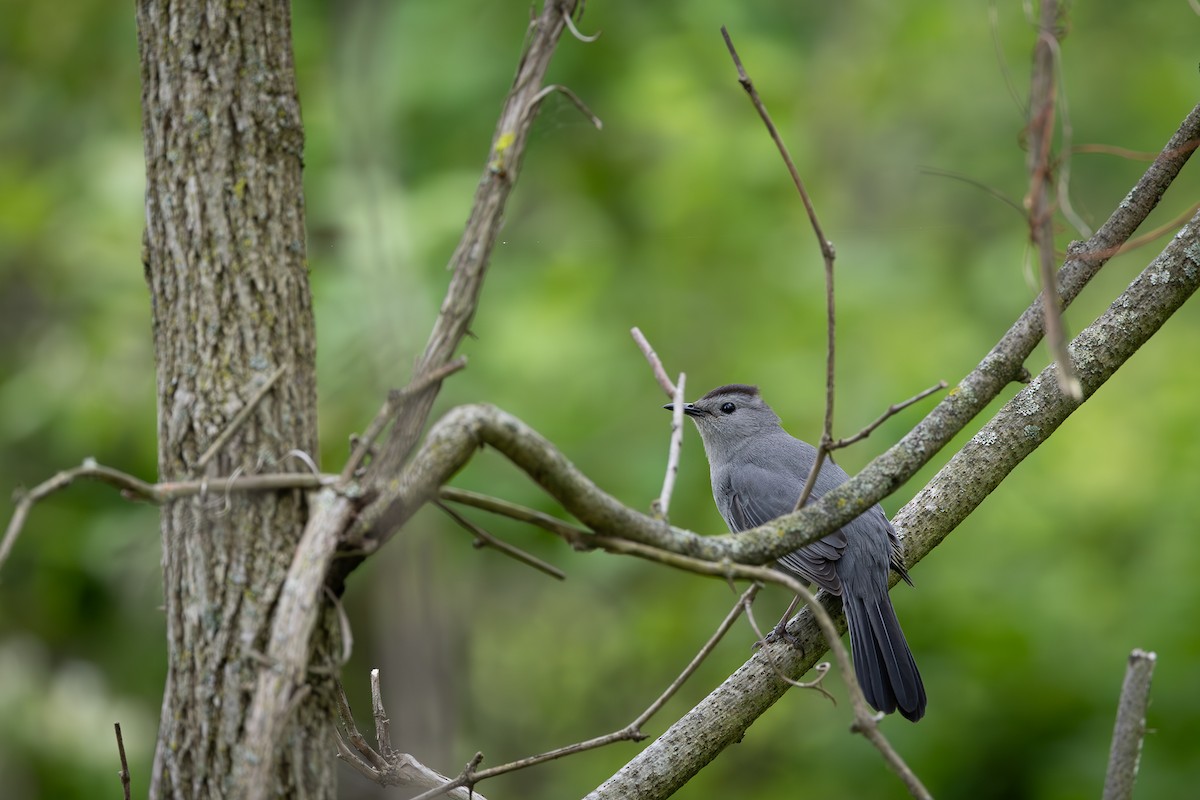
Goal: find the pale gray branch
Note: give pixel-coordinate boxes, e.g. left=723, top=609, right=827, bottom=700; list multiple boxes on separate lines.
left=1103, top=649, right=1157, bottom=800
left=585, top=125, right=1200, bottom=799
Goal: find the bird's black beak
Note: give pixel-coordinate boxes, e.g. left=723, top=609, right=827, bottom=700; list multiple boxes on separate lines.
left=663, top=402, right=703, bottom=417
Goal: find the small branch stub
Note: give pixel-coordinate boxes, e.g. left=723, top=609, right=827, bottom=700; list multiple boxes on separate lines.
left=1102, top=649, right=1157, bottom=800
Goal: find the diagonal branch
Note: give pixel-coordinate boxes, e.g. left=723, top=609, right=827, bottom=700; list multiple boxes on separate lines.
left=585, top=201, right=1200, bottom=800
left=369, top=0, right=592, bottom=484
left=233, top=8, right=593, bottom=795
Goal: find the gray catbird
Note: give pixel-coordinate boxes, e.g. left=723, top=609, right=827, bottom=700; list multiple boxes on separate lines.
left=667, top=383, right=926, bottom=722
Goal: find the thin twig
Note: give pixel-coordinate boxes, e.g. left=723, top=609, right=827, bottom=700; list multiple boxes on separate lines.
left=437, top=487, right=590, bottom=544
left=1072, top=142, right=1161, bottom=161
left=589, top=534, right=930, bottom=798
left=653, top=373, right=686, bottom=520
left=335, top=681, right=388, bottom=771
left=195, top=364, right=288, bottom=470
left=1103, top=649, right=1157, bottom=800
left=528, top=84, right=604, bottom=130
left=1118, top=201, right=1200, bottom=254
left=397, top=584, right=764, bottom=799
left=324, top=586, right=354, bottom=666
left=562, top=6, right=601, bottom=42
left=370, top=668, right=393, bottom=757
left=720, top=27, right=840, bottom=515
left=1, top=460, right=335, bottom=574
left=341, top=356, right=468, bottom=482
left=633, top=583, right=760, bottom=727
left=829, top=381, right=949, bottom=450
left=435, top=500, right=566, bottom=580
left=631, top=327, right=676, bottom=396
left=366, top=0, right=588, bottom=486
left=988, top=0, right=1026, bottom=115
left=114, top=722, right=131, bottom=800
left=1026, top=0, right=1082, bottom=401
left=919, top=166, right=1026, bottom=217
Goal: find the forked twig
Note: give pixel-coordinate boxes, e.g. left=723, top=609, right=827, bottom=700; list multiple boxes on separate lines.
left=721, top=27, right=839, bottom=513
left=589, top=534, right=931, bottom=798
left=829, top=381, right=949, bottom=450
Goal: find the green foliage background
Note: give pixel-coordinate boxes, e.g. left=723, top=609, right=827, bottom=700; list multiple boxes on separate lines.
left=2, top=1, right=1199, bottom=798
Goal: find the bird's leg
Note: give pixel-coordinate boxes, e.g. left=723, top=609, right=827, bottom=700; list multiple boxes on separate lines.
left=754, top=595, right=805, bottom=651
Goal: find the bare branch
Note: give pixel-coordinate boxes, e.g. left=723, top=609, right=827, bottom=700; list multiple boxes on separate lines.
left=334, top=677, right=482, bottom=800
left=632, top=584, right=759, bottom=729
left=341, top=356, right=468, bottom=482
left=369, top=668, right=393, bottom=758
left=631, top=327, right=677, bottom=396
left=435, top=500, right=566, bottom=580
left=587, top=535, right=929, bottom=798
left=529, top=84, right=603, bottom=130
left=829, top=381, right=949, bottom=451
left=114, top=722, right=131, bottom=800
left=653, top=373, right=686, bottom=520
left=1103, top=649, right=1157, bottom=800
left=720, top=28, right=840, bottom=515
left=236, top=489, right=356, bottom=800
left=1026, top=0, right=1082, bottom=401
left=1, top=462, right=334, bottom=574
left=437, top=486, right=590, bottom=543
left=720, top=26, right=834, bottom=265
left=586, top=104, right=1200, bottom=798
left=369, top=0, right=591, bottom=483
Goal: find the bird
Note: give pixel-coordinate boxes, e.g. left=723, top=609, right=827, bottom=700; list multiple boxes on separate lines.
left=667, top=383, right=926, bottom=721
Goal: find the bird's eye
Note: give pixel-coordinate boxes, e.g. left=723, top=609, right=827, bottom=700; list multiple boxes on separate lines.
left=720, top=402, right=736, bottom=414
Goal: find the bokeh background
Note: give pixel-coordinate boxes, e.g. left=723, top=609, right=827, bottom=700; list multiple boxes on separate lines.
left=3, top=1, right=1199, bottom=798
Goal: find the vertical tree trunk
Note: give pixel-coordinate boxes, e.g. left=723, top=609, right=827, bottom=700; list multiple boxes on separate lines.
left=136, top=1, right=334, bottom=796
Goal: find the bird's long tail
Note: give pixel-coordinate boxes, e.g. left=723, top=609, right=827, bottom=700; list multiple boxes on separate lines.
left=844, top=590, right=926, bottom=722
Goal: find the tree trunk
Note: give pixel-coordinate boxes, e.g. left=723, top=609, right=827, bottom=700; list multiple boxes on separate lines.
left=136, top=1, right=334, bottom=796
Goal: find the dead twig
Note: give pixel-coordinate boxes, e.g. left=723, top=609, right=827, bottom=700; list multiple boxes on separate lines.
left=528, top=84, right=604, bottom=130
left=334, top=677, right=482, bottom=800
left=562, top=6, right=600, bottom=42
left=0, top=460, right=335, bottom=574
left=114, top=722, right=131, bottom=800
left=720, top=27, right=839, bottom=514
left=590, top=534, right=931, bottom=799
left=1103, top=649, right=1157, bottom=800
left=435, top=500, right=566, bottom=580
left=1025, top=0, right=1082, bottom=401
left=653, top=373, right=686, bottom=520
left=341, top=356, right=468, bottom=483
left=437, top=486, right=590, bottom=544
left=631, top=327, right=677, bottom=397
left=829, top=381, right=948, bottom=451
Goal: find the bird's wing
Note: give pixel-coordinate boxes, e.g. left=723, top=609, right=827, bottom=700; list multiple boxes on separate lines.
left=724, top=463, right=846, bottom=595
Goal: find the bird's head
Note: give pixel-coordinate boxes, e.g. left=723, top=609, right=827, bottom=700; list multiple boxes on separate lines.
left=664, top=384, right=782, bottom=461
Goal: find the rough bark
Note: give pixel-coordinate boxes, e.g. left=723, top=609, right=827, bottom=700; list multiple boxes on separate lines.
left=136, top=1, right=333, bottom=797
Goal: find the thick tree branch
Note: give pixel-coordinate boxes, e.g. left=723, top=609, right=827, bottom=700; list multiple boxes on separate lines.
left=368, top=0, right=589, bottom=484
left=586, top=203, right=1200, bottom=800
left=350, top=101, right=1200, bottom=570
left=233, top=4, right=590, bottom=791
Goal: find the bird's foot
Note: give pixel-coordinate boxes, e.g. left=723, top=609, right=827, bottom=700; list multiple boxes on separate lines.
left=754, top=620, right=805, bottom=654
